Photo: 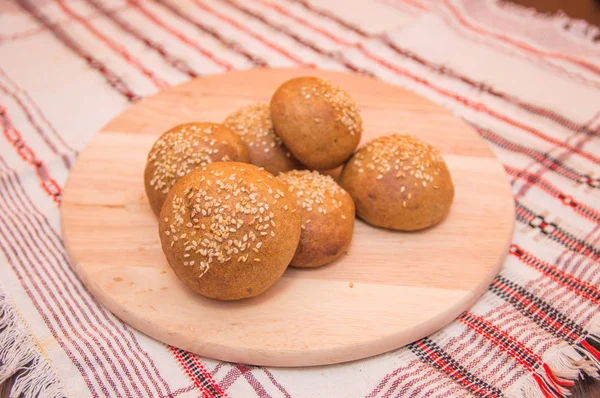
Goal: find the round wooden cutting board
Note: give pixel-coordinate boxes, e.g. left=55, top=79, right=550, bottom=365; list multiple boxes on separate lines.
left=61, top=68, right=514, bottom=367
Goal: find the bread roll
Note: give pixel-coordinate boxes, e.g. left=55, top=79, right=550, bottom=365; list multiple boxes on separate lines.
left=144, top=122, right=248, bottom=216
left=339, top=134, right=454, bottom=231
left=223, top=103, right=302, bottom=174
left=270, top=77, right=362, bottom=170
left=159, top=162, right=302, bottom=300
left=278, top=170, right=355, bottom=268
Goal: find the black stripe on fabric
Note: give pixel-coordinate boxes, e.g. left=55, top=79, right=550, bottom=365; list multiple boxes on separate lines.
left=512, top=247, right=600, bottom=303
left=515, top=202, right=600, bottom=259
left=491, top=275, right=587, bottom=342
left=180, top=350, right=222, bottom=398
left=475, top=125, right=595, bottom=187
left=408, top=338, right=504, bottom=397
left=460, top=313, right=539, bottom=369
left=15, top=0, right=139, bottom=102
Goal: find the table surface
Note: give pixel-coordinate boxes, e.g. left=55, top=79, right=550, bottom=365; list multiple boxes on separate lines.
left=1, top=0, right=599, bottom=396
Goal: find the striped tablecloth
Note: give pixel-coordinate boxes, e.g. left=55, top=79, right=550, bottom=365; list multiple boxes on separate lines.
left=1, top=0, right=599, bottom=397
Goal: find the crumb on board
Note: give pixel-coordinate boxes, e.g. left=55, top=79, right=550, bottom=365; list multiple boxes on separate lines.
left=160, top=270, right=167, bottom=274
left=349, top=282, right=354, bottom=288
left=113, top=277, right=123, bottom=282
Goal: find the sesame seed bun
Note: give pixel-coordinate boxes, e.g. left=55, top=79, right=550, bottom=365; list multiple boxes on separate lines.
left=223, top=103, right=303, bottom=175
left=277, top=170, right=355, bottom=268
left=270, top=77, right=362, bottom=170
left=339, top=134, right=454, bottom=231
left=144, top=122, right=249, bottom=216
left=159, top=162, right=302, bottom=300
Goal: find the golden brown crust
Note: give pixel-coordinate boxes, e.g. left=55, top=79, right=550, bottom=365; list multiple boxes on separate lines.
left=270, top=77, right=362, bottom=170
left=277, top=170, right=355, bottom=268
left=144, top=122, right=249, bottom=216
left=339, top=134, right=454, bottom=231
left=223, top=103, right=304, bottom=175
left=159, top=162, right=301, bottom=300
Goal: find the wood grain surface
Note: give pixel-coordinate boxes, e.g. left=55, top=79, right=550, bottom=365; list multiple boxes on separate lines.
left=60, top=68, right=514, bottom=367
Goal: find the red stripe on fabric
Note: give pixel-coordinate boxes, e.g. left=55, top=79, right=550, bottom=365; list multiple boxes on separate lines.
left=399, top=0, right=430, bottom=11
left=0, top=4, right=132, bottom=41
left=128, top=0, right=233, bottom=71
left=55, top=0, right=169, bottom=90
left=550, top=229, right=600, bottom=262
left=443, top=0, right=600, bottom=77
left=84, top=0, right=199, bottom=78
left=557, top=226, right=600, bottom=290
left=580, top=341, right=600, bottom=361
left=16, top=0, right=139, bottom=101
left=0, top=66, right=75, bottom=154
left=0, top=106, right=61, bottom=204
left=543, top=363, right=575, bottom=388
left=286, top=0, right=370, bottom=37
left=505, top=166, right=600, bottom=225
left=154, top=0, right=268, bottom=67
left=511, top=244, right=600, bottom=305
left=0, top=92, right=69, bottom=171
left=0, top=154, right=173, bottom=396
left=492, top=279, right=580, bottom=341
left=532, top=373, right=561, bottom=398
left=257, top=0, right=352, bottom=46
left=191, top=0, right=309, bottom=66
left=413, top=340, right=495, bottom=397
left=169, top=347, right=213, bottom=397
left=186, top=354, right=228, bottom=397
left=169, top=347, right=228, bottom=397
left=0, top=80, right=74, bottom=164
left=218, top=0, right=372, bottom=75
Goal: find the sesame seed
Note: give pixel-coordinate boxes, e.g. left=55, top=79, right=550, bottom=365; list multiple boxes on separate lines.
left=350, top=134, right=445, bottom=189
left=277, top=170, right=346, bottom=222
left=147, top=123, right=239, bottom=195
left=164, top=166, right=286, bottom=280
left=223, top=103, right=292, bottom=160
left=300, top=79, right=362, bottom=136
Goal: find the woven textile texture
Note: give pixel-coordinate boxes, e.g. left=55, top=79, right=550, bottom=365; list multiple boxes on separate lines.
left=1, top=0, right=599, bottom=397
